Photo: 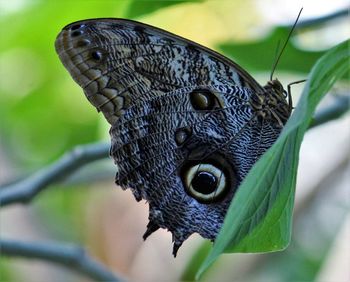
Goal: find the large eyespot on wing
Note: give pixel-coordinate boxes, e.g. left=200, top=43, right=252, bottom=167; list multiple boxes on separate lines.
left=181, top=157, right=236, bottom=203
left=55, top=18, right=264, bottom=125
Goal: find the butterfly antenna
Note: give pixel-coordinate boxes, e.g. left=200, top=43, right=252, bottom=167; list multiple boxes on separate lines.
left=270, top=8, right=303, bottom=81
left=272, top=39, right=281, bottom=69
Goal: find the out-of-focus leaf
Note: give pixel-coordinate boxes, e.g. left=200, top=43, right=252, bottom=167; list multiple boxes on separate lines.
left=0, top=1, right=129, bottom=169
left=126, top=0, right=203, bottom=18
left=219, top=27, right=325, bottom=73
left=33, top=184, right=91, bottom=242
left=180, top=241, right=211, bottom=281
left=196, top=39, right=349, bottom=279
left=0, top=259, right=14, bottom=281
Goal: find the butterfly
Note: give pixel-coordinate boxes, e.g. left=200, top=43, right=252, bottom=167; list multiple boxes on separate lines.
left=55, top=18, right=291, bottom=256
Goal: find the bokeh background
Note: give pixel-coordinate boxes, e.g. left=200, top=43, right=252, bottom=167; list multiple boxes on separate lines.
left=0, top=0, right=349, bottom=281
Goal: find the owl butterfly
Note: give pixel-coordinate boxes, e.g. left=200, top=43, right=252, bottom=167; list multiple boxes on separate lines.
left=55, top=17, right=295, bottom=256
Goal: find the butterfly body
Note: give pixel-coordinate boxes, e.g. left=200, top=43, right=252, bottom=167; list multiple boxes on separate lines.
left=55, top=19, right=290, bottom=255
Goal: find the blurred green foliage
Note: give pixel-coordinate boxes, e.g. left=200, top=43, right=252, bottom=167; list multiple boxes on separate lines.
left=126, top=0, right=203, bottom=18
left=33, top=184, right=92, bottom=242
left=0, top=1, right=130, bottom=171
left=219, top=27, right=325, bottom=73
left=0, top=258, right=14, bottom=281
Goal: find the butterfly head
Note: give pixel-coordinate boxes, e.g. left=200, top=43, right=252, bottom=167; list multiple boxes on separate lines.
left=250, top=79, right=291, bottom=127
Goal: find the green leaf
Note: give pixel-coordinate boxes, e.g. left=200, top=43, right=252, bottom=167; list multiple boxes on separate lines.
left=126, top=0, right=203, bottom=18
left=196, top=39, right=350, bottom=279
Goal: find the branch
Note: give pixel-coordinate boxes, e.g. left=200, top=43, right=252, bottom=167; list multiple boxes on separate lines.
left=0, top=239, right=124, bottom=282
left=295, top=8, right=348, bottom=28
left=0, top=142, right=110, bottom=206
left=309, top=95, right=349, bottom=128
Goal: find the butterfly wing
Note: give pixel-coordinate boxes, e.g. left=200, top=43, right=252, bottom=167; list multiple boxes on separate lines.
left=55, top=19, right=283, bottom=255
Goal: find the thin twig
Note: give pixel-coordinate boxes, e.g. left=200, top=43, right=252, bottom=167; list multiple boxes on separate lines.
left=309, top=95, right=349, bottom=128
left=0, top=239, right=124, bottom=282
left=294, top=8, right=348, bottom=28
left=0, top=142, right=110, bottom=206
